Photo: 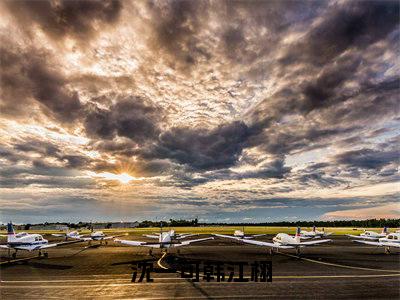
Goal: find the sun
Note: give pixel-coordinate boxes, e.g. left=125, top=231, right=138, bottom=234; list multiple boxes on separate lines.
left=115, top=173, right=134, bottom=184
left=87, top=171, right=135, bottom=184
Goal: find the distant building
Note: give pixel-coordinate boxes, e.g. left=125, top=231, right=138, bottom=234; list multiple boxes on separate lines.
left=30, top=224, right=69, bottom=231
left=92, top=222, right=139, bottom=229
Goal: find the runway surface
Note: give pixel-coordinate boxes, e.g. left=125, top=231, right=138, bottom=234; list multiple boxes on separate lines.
left=1, top=235, right=399, bottom=299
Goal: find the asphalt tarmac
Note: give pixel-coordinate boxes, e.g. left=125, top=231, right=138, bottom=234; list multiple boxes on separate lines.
left=1, top=235, right=399, bottom=299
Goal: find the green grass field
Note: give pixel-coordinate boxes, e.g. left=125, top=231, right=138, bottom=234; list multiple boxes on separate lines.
left=0, top=226, right=389, bottom=236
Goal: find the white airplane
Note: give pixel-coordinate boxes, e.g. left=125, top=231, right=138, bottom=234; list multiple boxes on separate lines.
left=300, top=226, right=333, bottom=238
left=0, top=222, right=79, bottom=259
left=346, top=227, right=389, bottom=241
left=115, top=228, right=213, bottom=251
left=80, top=228, right=123, bottom=245
left=352, top=232, right=400, bottom=254
left=52, top=228, right=83, bottom=240
left=216, top=227, right=331, bottom=255
left=143, top=229, right=197, bottom=240
left=214, top=227, right=266, bottom=240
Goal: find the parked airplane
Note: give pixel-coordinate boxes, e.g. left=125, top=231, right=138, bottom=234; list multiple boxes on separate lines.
left=216, top=227, right=331, bottom=255
left=214, top=227, right=266, bottom=240
left=346, top=227, right=389, bottom=241
left=0, top=222, right=79, bottom=258
left=115, top=228, right=213, bottom=252
left=300, top=226, right=333, bottom=238
left=143, top=229, right=197, bottom=240
left=352, top=232, right=400, bottom=254
left=80, top=228, right=123, bottom=245
left=52, top=228, right=83, bottom=240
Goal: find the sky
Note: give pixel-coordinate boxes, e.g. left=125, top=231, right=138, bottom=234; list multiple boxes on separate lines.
left=0, top=0, right=399, bottom=224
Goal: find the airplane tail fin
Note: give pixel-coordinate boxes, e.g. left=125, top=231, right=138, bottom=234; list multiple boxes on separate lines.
left=312, top=225, right=316, bottom=232
left=7, top=222, right=16, bottom=243
left=382, top=227, right=388, bottom=234
left=295, top=227, right=301, bottom=243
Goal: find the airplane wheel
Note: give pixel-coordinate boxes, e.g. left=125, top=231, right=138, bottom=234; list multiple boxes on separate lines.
left=149, top=249, right=153, bottom=255
left=12, top=252, right=16, bottom=259
left=105, top=241, right=108, bottom=245
left=44, top=252, right=49, bottom=258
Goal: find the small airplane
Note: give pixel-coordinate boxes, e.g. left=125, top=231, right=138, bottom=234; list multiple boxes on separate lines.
left=352, top=232, right=400, bottom=254
left=52, top=228, right=83, bottom=240
left=217, top=227, right=331, bottom=255
left=214, top=227, right=266, bottom=240
left=143, top=229, right=197, bottom=240
left=0, top=222, right=79, bottom=259
left=300, top=226, right=333, bottom=238
left=346, top=227, right=389, bottom=241
left=79, top=227, right=123, bottom=245
left=115, top=226, right=213, bottom=252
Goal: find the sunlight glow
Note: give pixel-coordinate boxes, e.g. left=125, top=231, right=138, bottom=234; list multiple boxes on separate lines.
left=87, top=171, right=135, bottom=184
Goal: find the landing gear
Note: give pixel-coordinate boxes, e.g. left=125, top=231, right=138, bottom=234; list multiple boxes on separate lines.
left=149, top=249, right=153, bottom=255
left=384, top=247, right=391, bottom=254
left=12, top=250, right=17, bottom=259
left=44, top=252, right=48, bottom=258
left=296, top=247, right=301, bottom=256
left=268, top=248, right=274, bottom=255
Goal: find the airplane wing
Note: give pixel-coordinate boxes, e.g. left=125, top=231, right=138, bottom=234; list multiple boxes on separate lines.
left=175, top=237, right=214, bottom=247
left=243, top=234, right=266, bottom=239
left=346, top=234, right=379, bottom=240
left=324, top=232, right=333, bottom=236
left=240, top=239, right=293, bottom=249
left=353, top=240, right=381, bottom=246
left=143, top=234, right=160, bottom=239
left=51, top=234, right=66, bottom=237
left=176, top=234, right=198, bottom=239
left=114, top=239, right=161, bottom=248
left=297, top=239, right=331, bottom=246
left=353, top=240, right=400, bottom=248
left=0, top=244, right=11, bottom=249
left=214, top=234, right=242, bottom=241
left=13, top=240, right=82, bottom=251
left=114, top=239, right=147, bottom=246
left=251, top=234, right=267, bottom=238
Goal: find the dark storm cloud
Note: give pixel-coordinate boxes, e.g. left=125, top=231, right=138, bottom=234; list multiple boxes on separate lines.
left=281, top=0, right=400, bottom=66
left=0, top=44, right=83, bottom=122
left=147, top=0, right=210, bottom=67
left=84, top=97, right=163, bottom=143
left=146, top=0, right=326, bottom=68
left=142, top=121, right=250, bottom=171
left=334, top=148, right=399, bottom=170
left=250, top=125, right=360, bottom=156
left=4, top=0, right=122, bottom=42
left=299, top=54, right=362, bottom=112
left=14, top=140, right=60, bottom=157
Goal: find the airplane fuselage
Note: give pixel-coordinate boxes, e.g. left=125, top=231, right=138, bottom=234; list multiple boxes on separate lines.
left=7, top=233, right=49, bottom=248
left=272, top=233, right=299, bottom=246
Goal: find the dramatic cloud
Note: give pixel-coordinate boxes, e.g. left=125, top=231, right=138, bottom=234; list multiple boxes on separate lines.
left=0, top=0, right=399, bottom=222
left=4, top=0, right=122, bottom=42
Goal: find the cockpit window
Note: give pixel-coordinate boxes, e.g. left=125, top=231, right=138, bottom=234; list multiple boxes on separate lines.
left=388, top=235, right=393, bottom=239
